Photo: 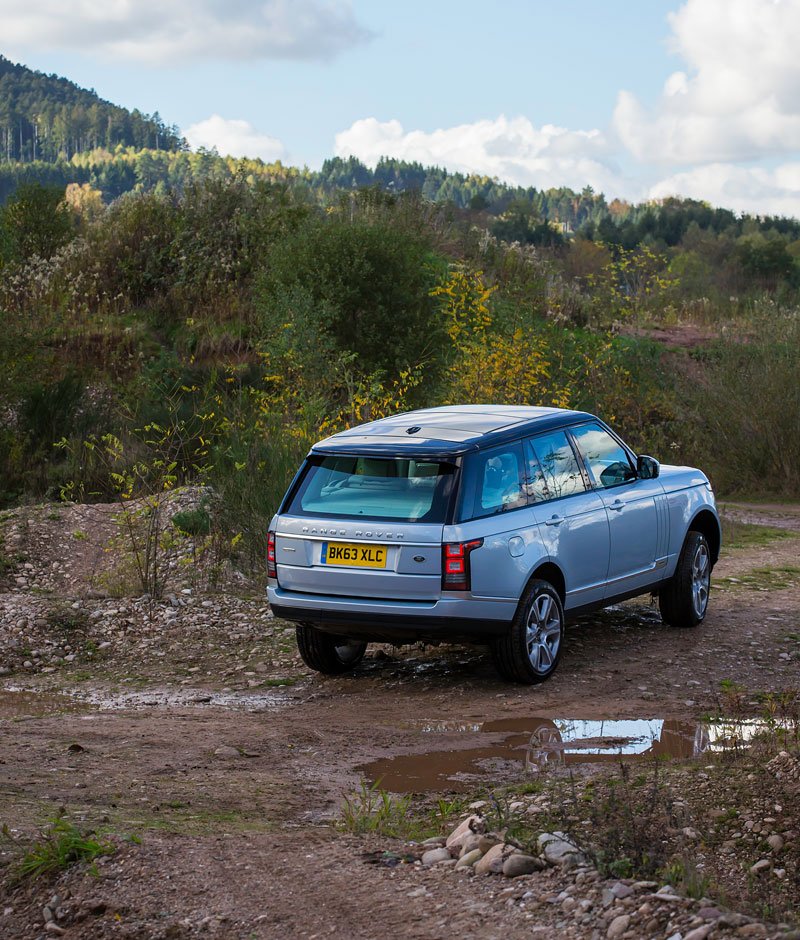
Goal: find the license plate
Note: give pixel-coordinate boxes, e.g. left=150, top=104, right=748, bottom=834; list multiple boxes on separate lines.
left=321, top=542, right=387, bottom=569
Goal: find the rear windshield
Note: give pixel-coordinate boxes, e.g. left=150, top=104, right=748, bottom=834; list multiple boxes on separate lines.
left=286, top=455, right=456, bottom=523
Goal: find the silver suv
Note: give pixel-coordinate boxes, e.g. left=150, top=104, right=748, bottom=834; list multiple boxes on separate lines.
left=267, top=406, right=720, bottom=684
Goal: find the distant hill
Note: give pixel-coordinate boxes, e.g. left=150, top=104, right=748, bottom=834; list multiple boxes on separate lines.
left=2, top=56, right=800, bottom=245
left=0, top=55, right=184, bottom=162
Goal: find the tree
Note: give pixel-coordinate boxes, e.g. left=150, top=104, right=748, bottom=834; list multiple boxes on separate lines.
left=0, top=181, right=72, bottom=261
left=259, top=216, right=446, bottom=390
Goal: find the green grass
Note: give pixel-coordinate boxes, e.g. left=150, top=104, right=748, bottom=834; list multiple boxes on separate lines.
left=719, top=565, right=800, bottom=591
left=719, top=518, right=797, bottom=554
left=5, top=817, right=114, bottom=882
left=113, top=807, right=273, bottom=836
left=340, top=781, right=467, bottom=841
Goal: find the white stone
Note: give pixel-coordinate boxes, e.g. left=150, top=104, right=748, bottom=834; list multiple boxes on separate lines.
left=421, top=847, right=451, bottom=866
left=445, top=814, right=485, bottom=852
left=474, top=843, right=507, bottom=875
left=607, top=914, right=630, bottom=939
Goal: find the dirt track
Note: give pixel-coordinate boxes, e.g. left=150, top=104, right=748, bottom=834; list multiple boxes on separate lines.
left=1, top=502, right=799, bottom=939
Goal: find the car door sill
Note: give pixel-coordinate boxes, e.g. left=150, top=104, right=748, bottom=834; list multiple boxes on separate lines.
left=565, top=578, right=665, bottom=618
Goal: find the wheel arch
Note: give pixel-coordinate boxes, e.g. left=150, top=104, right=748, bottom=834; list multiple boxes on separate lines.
left=524, top=560, right=566, bottom=605
left=689, top=509, right=721, bottom=566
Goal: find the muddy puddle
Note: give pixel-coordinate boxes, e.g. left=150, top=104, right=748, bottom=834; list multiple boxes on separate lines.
left=75, top=687, right=292, bottom=711
left=0, top=685, right=292, bottom=717
left=0, top=688, right=88, bottom=719
left=362, top=716, right=774, bottom=792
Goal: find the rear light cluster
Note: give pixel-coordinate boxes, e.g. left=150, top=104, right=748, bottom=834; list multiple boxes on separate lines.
left=442, top=538, right=483, bottom=591
left=267, top=530, right=277, bottom=579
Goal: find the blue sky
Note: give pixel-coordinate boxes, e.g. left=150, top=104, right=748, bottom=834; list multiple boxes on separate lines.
left=4, top=0, right=800, bottom=214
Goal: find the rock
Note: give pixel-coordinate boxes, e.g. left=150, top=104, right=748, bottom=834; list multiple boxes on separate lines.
left=421, top=836, right=446, bottom=848
left=611, top=881, right=634, bottom=899
left=537, top=831, right=584, bottom=867
left=445, top=814, right=485, bottom=852
left=213, top=746, right=240, bottom=758
left=749, top=859, right=771, bottom=875
left=421, top=847, right=451, bottom=866
left=717, top=913, right=751, bottom=928
left=44, top=925, right=65, bottom=936
left=459, top=833, right=484, bottom=856
left=736, top=926, right=767, bottom=938
left=455, top=849, right=482, bottom=869
left=503, top=854, right=544, bottom=878
left=685, top=926, right=713, bottom=940
left=477, top=834, right=501, bottom=853
left=632, top=880, right=658, bottom=891
left=474, top=843, right=507, bottom=875
left=698, top=907, right=721, bottom=920
left=42, top=905, right=55, bottom=922
left=607, top=913, right=630, bottom=939
left=767, top=834, right=784, bottom=852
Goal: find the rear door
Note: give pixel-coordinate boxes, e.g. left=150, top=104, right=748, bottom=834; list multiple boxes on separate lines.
left=273, top=455, right=454, bottom=600
left=447, top=441, right=541, bottom=601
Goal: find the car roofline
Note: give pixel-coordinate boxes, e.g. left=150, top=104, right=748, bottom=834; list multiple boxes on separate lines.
left=310, top=410, right=598, bottom=459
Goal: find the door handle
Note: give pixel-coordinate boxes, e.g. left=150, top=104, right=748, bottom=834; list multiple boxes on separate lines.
left=609, top=499, right=625, bottom=511
left=544, top=515, right=564, bottom=526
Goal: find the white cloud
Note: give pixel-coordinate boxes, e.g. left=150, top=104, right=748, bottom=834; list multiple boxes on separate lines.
left=614, top=0, right=800, bottom=164
left=334, top=115, right=639, bottom=197
left=650, top=162, right=800, bottom=216
left=183, top=114, right=286, bottom=162
left=0, top=0, right=371, bottom=64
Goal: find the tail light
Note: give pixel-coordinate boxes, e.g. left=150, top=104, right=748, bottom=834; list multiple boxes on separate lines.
left=442, top=538, right=483, bottom=591
left=267, top=530, right=277, bottom=579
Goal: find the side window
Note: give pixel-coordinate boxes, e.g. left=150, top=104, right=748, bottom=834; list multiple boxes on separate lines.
left=460, top=443, right=527, bottom=520
left=526, top=431, right=586, bottom=500
left=571, top=423, right=636, bottom=489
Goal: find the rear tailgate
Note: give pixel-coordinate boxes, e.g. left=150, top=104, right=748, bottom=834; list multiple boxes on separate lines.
left=274, top=516, right=443, bottom=600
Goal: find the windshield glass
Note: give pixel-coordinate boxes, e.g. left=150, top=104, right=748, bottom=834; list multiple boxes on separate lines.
left=286, top=455, right=456, bottom=523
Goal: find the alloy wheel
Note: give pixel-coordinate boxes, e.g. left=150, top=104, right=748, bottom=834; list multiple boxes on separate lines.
left=525, top=593, right=562, bottom=675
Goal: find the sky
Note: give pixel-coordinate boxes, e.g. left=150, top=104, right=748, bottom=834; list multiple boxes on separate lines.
left=4, top=0, right=800, bottom=215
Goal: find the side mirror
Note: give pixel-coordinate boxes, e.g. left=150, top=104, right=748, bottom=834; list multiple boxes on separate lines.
left=637, top=455, right=660, bottom=480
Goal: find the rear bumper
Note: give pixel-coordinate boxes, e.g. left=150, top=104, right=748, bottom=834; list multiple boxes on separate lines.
left=267, top=585, right=514, bottom=642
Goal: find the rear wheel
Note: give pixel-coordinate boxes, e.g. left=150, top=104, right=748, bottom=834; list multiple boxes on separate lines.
left=492, top=580, right=564, bottom=684
left=659, top=531, right=711, bottom=628
left=296, top=624, right=367, bottom=675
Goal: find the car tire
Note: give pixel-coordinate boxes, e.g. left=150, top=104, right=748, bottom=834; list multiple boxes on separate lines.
left=296, top=623, right=368, bottom=675
left=659, top=530, right=711, bottom=628
left=492, top=579, right=564, bottom=684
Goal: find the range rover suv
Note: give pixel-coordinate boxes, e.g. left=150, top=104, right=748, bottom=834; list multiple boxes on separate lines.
left=267, top=406, right=720, bottom=684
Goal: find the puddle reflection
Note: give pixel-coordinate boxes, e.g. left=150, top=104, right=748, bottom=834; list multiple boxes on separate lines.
left=362, top=715, right=775, bottom=793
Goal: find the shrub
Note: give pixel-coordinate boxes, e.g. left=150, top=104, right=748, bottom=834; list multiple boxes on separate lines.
left=259, top=216, right=446, bottom=386
left=686, top=311, right=800, bottom=495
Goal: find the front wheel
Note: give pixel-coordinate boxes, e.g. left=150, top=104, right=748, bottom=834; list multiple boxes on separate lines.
left=659, top=531, right=711, bottom=628
left=492, top=580, right=564, bottom=684
left=296, top=624, right=367, bottom=675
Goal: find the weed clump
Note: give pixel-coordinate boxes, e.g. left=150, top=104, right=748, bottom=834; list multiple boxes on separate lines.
left=3, top=817, right=114, bottom=883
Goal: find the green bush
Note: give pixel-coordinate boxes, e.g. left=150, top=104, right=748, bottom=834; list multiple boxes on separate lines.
left=685, top=312, right=800, bottom=495
left=259, top=216, right=446, bottom=387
